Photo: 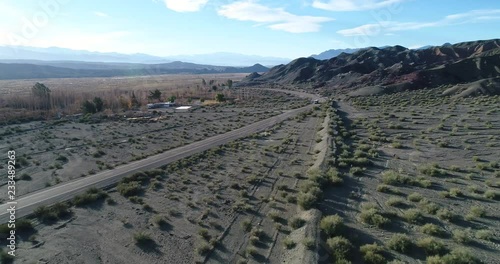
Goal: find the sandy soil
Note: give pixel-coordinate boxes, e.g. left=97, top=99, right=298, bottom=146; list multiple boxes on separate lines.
left=6, top=104, right=326, bottom=264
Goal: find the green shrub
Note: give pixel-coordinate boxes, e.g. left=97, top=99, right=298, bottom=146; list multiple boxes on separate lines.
left=401, top=209, right=424, bottom=224
left=34, top=203, right=71, bottom=223
left=133, top=232, right=153, bottom=246
left=468, top=205, right=486, bottom=218
left=420, top=223, right=445, bottom=237
left=452, top=229, right=471, bottom=244
left=407, top=192, right=423, bottom=202
left=245, top=246, right=258, bottom=258
left=377, top=184, right=395, bottom=194
left=387, top=234, right=412, bottom=254
left=437, top=209, right=456, bottom=222
left=152, top=215, right=168, bottom=227
left=117, top=181, right=142, bottom=197
left=289, top=217, right=306, bottom=229
left=307, top=169, right=328, bottom=185
left=283, top=237, right=296, bottom=249
left=349, top=166, right=364, bottom=176
left=250, top=228, right=264, bottom=240
left=385, top=197, right=406, bottom=207
left=448, top=188, right=462, bottom=197
left=320, top=215, right=344, bottom=237
left=475, top=229, right=493, bottom=241
left=297, top=191, right=321, bottom=210
left=241, top=219, right=252, bottom=232
left=326, top=168, right=343, bottom=185
left=417, top=237, right=446, bottom=256
left=418, top=200, right=439, bottom=215
left=197, top=242, right=211, bottom=255
left=267, top=210, right=281, bottom=222
left=359, top=243, right=386, bottom=264
left=326, top=236, right=353, bottom=261
left=72, top=188, right=108, bottom=206
left=381, top=170, right=409, bottom=185
left=484, top=189, right=499, bottom=200
left=16, top=219, right=34, bottom=233
left=198, top=228, right=210, bottom=240
left=427, top=248, right=480, bottom=264
left=419, top=163, right=446, bottom=177
left=359, top=208, right=389, bottom=228
left=302, top=238, right=315, bottom=250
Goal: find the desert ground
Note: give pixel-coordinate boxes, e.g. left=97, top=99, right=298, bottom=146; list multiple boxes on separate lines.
left=0, top=79, right=498, bottom=264
left=1, top=89, right=328, bottom=263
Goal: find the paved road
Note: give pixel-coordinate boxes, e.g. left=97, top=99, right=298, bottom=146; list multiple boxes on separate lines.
left=0, top=104, right=316, bottom=223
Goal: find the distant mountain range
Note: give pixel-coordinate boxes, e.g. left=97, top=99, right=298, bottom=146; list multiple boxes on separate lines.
left=241, top=39, right=500, bottom=97
left=0, top=60, right=269, bottom=80
left=0, top=46, right=291, bottom=66
left=310, top=48, right=360, bottom=60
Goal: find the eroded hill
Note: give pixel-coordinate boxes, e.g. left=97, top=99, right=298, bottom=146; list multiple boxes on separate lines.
left=242, top=39, right=500, bottom=97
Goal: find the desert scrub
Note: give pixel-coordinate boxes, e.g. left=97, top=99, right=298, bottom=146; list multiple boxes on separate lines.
left=381, top=170, right=409, bottom=185
left=283, top=237, right=296, bottom=249
left=376, top=184, right=402, bottom=195
left=452, top=229, right=472, bottom=244
left=302, top=238, right=315, bottom=250
left=72, top=187, right=108, bottom=206
left=267, top=210, right=281, bottom=222
left=387, top=233, right=412, bottom=254
left=152, top=215, right=168, bottom=227
left=359, top=204, right=389, bottom=228
left=117, top=181, right=142, bottom=197
left=197, top=242, right=211, bottom=256
left=326, top=236, right=353, bottom=261
left=241, top=219, right=252, bottom=232
left=198, top=228, right=211, bottom=240
left=448, top=188, right=462, bottom=197
left=418, top=199, right=439, bottom=215
left=401, top=208, right=424, bottom=224
left=420, top=223, right=445, bottom=237
left=417, top=237, right=447, bottom=256
left=437, top=208, right=456, bottom=222
left=320, top=214, right=344, bottom=237
left=484, top=189, right=499, bottom=200
left=426, top=247, right=480, bottom=264
left=289, top=217, right=306, bottom=229
left=467, top=205, right=486, bottom=219
left=245, top=246, right=258, bottom=258
left=475, top=229, right=493, bottom=241
left=385, top=197, right=406, bottom=207
left=326, top=168, right=343, bottom=185
left=359, top=243, right=386, bottom=264
left=34, top=203, right=71, bottom=223
left=419, top=163, right=446, bottom=177
left=297, top=188, right=322, bottom=210
left=407, top=192, right=423, bottom=202
left=133, top=232, right=153, bottom=246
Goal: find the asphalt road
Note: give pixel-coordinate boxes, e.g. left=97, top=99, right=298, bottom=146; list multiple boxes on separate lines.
left=0, top=103, right=318, bottom=224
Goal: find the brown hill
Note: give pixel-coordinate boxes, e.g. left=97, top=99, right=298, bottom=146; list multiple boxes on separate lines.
left=241, top=39, right=500, bottom=97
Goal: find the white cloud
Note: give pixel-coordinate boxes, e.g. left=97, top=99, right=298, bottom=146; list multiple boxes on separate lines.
left=337, top=9, right=500, bottom=36
left=93, top=11, right=109, bottom=17
left=217, top=0, right=333, bottom=33
left=312, top=0, right=403, bottom=11
left=163, top=0, right=209, bottom=12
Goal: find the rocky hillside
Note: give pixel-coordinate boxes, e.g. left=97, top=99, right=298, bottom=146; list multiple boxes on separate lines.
left=242, top=39, right=500, bottom=96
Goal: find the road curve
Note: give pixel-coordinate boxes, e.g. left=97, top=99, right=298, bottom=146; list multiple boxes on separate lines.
left=0, top=104, right=315, bottom=223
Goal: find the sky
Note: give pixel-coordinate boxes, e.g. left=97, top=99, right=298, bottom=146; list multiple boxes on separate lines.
left=0, top=0, right=499, bottom=59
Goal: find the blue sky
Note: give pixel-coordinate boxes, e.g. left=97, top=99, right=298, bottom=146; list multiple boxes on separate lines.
left=0, top=0, right=499, bottom=58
